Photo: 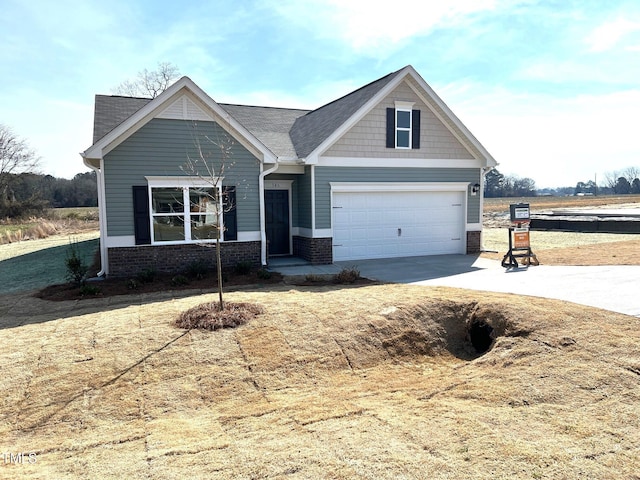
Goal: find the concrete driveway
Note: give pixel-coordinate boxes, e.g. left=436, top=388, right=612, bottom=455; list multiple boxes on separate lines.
left=335, top=255, right=640, bottom=317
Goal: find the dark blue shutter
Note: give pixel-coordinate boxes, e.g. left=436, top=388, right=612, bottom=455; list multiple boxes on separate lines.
left=412, top=110, right=421, bottom=149
left=223, top=186, right=237, bottom=241
left=386, top=108, right=395, bottom=148
left=132, top=185, right=151, bottom=245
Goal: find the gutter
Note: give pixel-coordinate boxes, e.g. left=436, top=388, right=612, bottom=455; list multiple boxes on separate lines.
left=258, top=161, right=279, bottom=266
left=82, top=156, right=107, bottom=277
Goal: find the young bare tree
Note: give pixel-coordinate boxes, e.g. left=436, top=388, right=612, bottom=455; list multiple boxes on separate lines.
left=113, top=62, right=180, bottom=98
left=0, top=124, right=41, bottom=209
left=181, top=127, right=235, bottom=310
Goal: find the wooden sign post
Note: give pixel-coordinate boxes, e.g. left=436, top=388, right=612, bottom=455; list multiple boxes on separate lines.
left=501, top=204, right=539, bottom=268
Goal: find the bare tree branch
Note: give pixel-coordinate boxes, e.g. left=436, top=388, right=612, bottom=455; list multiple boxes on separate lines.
left=180, top=125, right=236, bottom=310
left=113, top=62, right=180, bottom=98
left=0, top=124, right=41, bottom=202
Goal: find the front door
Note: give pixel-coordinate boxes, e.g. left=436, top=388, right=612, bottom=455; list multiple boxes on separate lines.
left=265, top=190, right=290, bottom=255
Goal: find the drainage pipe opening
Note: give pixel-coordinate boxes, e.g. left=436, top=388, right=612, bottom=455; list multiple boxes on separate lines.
left=469, top=319, right=495, bottom=354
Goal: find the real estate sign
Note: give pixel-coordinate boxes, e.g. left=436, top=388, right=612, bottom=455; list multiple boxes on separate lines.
left=513, top=228, right=530, bottom=249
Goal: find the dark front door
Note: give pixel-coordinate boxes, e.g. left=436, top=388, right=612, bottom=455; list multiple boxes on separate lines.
left=265, top=190, right=290, bottom=255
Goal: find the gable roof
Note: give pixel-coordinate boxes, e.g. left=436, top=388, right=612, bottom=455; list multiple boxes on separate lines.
left=87, top=66, right=496, bottom=167
left=289, top=68, right=404, bottom=159
left=84, top=77, right=278, bottom=164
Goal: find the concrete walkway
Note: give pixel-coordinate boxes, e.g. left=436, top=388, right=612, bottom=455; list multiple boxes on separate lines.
left=270, top=255, right=640, bottom=317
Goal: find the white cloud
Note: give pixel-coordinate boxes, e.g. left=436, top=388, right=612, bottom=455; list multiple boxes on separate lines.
left=268, top=0, right=503, bottom=55
left=441, top=83, right=640, bottom=187
left=586, top=17, right=640, bottom=52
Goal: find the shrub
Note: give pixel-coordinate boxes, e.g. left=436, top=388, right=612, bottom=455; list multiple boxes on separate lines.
left=333, top=266, right=360, bottom=284
left=171, top=275, right=189, bottom=287
left=257, top=268, right=272, bottom=280
left=65, top=240, right=88, bottom=286
left=137, top=268, right=156, bottom=284
left=185, top=260, right=208, bottom=280
left=79, top=284, right=101, bottom=296
left=234, top=260, right=252, bottom=275
left=305, top=274, right=325, bottom=283
left=126, top=279, right=139, bottom=290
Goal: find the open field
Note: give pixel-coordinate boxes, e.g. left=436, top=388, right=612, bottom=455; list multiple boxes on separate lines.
left=1, top=285, right=639, bottom=479
left=483, top=195, right=640, bottom=213
left=0, top=207, right=98, bottom=245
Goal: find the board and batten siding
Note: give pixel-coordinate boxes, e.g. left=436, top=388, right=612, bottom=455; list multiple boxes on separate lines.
left=103, top=118, right=261, bottom=237
left=313, top=167, right=481, bottom=229
left=324, top=81, right=475, bottom=160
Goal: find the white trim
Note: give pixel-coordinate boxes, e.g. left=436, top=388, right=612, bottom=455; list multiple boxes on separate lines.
left=330, top=182, right=470, bottom=193
left=317, top=156, right=482, bottom=169
left=466, top=223, right=482, bottom=231
left=394, top=100, right=415, bottom=110
left=305, top=65, right=496, bottom=168
left=297, top=227, right=332, bottom=238
left=395, top=106, right=412, bottom=149
left=274, top=164, right=304, bottom=174
left=105, top=235, right=136, bottom=248
left=82, top=76, right=277, bottom=164
left=147, top=182, right=223, bottom=245
left=82, top=157, right=109, bottom=275
left=145, top=176, right=223, bottom=187
left=311, top=165, right=316, bottom=232
left=404, top=73, right=497, bottom=166
left=237, top=231, right=261, bottom=242
left=104, top=231, right=261, bottom=248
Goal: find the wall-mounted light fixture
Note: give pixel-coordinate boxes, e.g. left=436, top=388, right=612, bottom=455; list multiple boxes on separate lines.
left=471, top=183, right=481, bottom=195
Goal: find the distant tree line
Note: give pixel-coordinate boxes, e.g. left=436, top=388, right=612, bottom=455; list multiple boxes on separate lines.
left=0, top=171, right=97, bottom=218
left=486, top=166, right=640, bottom=198
left=484, top=169, right=537, bottom=197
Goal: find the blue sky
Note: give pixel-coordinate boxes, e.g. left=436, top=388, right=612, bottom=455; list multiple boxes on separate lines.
left=2, top=0, right=639, bottom=188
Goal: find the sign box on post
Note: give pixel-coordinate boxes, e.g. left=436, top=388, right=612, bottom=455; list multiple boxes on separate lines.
left=509, top=203, right=530, bottom=224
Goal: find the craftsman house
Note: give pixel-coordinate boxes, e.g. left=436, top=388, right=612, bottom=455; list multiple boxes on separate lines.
left=82, top=65, right=497, bottom=277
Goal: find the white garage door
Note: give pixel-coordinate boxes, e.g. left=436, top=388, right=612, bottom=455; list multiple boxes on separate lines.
left=332, top=190, right=465, bottom=261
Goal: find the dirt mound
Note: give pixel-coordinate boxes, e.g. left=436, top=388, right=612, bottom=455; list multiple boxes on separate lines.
left=326, top=298, right=533, bottom=369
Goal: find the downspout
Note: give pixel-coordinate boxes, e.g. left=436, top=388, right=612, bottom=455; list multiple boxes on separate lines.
left=259, top=161, right=279, bottom=266
left=480, top=166, right=494, bottom=252
left=83, top=157, right=108, bottom=277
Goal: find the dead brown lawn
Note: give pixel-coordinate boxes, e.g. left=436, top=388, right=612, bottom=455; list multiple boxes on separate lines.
left=1, top=283, right=639, bottom=479
left=482, top=229, right=640, bottom=266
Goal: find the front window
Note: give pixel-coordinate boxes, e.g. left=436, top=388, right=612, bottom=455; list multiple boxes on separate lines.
left=396, top=108, right=411, bottom=148
left=150, top=185, right=220, bottom=243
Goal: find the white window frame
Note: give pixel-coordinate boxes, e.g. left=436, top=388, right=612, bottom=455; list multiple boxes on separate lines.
left=394, top=101, right=415, bottom=150
left=146, top=176, right=224, bottom=245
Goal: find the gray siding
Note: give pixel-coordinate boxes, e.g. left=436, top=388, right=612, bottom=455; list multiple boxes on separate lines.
left=324, top=81, right=475, bottom=160
left=314, top=167, right=481, bottom=229
left=298, top=167, right=312, bottom=229
left=104, top=118, right=261, bottom=236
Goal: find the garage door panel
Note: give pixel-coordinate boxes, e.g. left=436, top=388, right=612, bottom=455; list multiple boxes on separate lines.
left=333, top=190, right=465, bottom=261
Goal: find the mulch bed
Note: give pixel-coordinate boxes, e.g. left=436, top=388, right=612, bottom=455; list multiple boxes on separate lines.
left=35, top=270, right=284, bottom=302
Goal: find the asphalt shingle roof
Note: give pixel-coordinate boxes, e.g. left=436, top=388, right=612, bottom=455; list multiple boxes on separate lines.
left=219, top=104, right=309, bottom=159
left=289, top=68, right=403, bottom=158
left=91, top=67, right=405, bottom=160
left=93, top=95, right=151, bottom=143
